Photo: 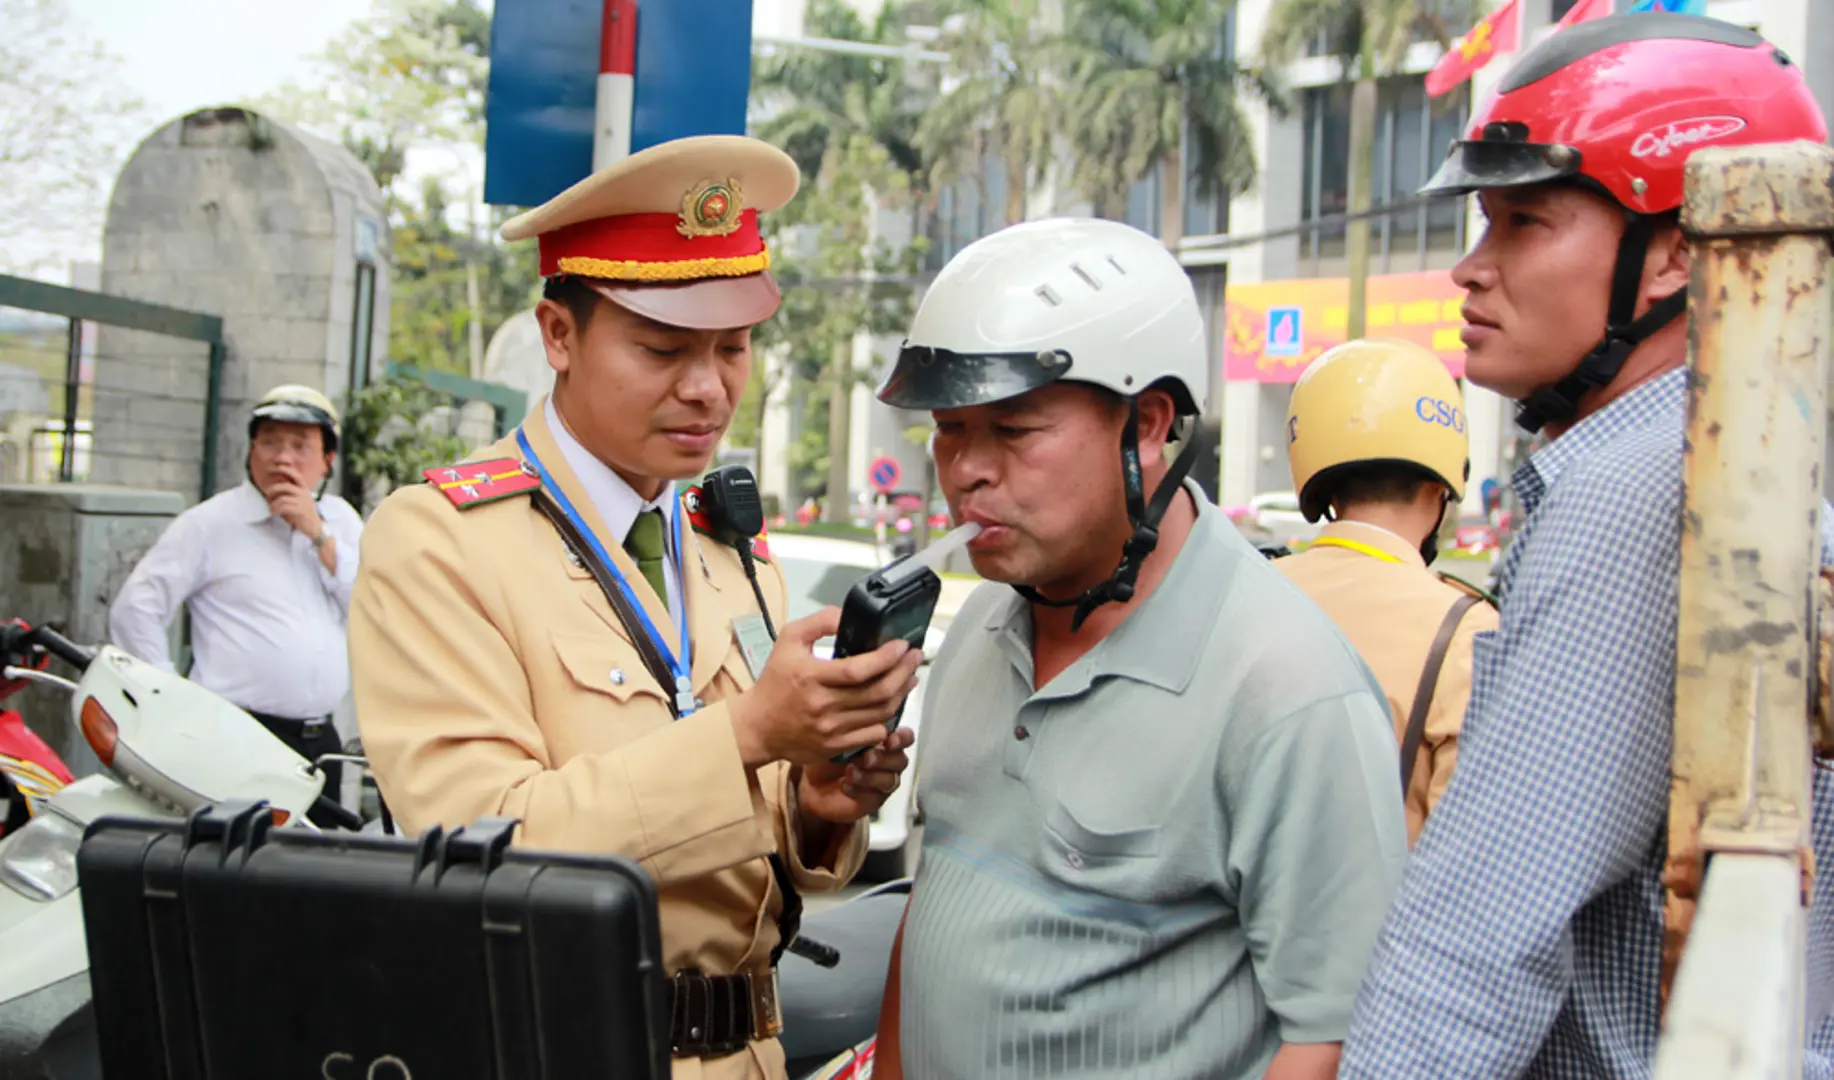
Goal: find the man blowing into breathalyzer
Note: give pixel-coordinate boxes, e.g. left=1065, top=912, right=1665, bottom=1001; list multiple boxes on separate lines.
left=871, top=217, right=1409, bottom=1080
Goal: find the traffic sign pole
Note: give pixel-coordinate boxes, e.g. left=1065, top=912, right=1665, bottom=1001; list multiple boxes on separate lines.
left=594, top=0, right=637, bottom=170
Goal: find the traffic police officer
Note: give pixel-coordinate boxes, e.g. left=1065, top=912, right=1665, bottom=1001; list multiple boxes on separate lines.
left=348, top=135, right=919, bottom=1080
left=1275, top=338, right=1498, bottom=846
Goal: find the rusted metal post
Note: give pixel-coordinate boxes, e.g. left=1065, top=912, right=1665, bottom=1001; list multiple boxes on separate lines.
left=1655, top=139, right=1834, bottom=1078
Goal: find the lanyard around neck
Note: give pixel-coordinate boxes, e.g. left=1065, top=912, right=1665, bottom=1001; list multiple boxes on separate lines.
left=1311, top=535, right=1406, bottom=564
left=515, top=428, right=695, bottom=715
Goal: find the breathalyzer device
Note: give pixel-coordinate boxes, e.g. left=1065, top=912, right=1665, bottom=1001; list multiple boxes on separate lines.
left=829, top=522, right=981, bottom=764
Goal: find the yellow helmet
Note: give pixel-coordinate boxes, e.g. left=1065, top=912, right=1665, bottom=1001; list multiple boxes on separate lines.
left=249, top=383, right=340, bottom=451
left=1286, top=338, right=1468, bottom=523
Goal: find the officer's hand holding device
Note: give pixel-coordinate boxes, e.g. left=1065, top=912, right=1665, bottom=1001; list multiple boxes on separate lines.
left=826, top=521, right=980, bottom=764
left=696, top=467, right=921, bottom=771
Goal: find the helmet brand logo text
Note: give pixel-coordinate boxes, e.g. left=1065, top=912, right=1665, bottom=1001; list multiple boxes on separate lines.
left=1630, top=116, right=1747, bottom=160
left=1416, top=396, right=1466, bottom=434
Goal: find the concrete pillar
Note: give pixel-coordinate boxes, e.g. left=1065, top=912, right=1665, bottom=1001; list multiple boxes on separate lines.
left=1217, top=0, right=1279, bottom=508
left=0, top=484, right=183, bottom=776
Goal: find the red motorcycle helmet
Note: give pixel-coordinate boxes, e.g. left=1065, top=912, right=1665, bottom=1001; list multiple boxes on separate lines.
left=1421, top=13, right=1828, bottom=432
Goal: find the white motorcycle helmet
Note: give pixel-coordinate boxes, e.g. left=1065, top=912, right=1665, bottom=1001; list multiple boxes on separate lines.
left=878, top=217, right=1208, bottom=628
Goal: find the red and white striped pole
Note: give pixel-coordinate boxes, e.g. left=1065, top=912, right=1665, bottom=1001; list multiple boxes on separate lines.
left=594, top=0, right=638, bottom=170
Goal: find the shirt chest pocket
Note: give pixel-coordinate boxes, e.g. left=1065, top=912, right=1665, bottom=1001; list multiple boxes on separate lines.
left=551, top=630, right=756, bottom=710
left=551, top=631, right=674, bottom=709
left=1037, top=797, right=1166, bottom=900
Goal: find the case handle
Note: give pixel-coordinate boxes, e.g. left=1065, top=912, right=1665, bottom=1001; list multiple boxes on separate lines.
left=182, top=799, right=274, bottom=866
left=430, top=816, right=519, bottom=879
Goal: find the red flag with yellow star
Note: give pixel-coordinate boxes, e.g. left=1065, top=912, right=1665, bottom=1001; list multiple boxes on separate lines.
left=1426, top=0, right=1522, bottom=98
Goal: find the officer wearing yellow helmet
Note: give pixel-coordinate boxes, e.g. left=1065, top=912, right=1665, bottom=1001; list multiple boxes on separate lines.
left=1274, top=338, right=1498, bottom=846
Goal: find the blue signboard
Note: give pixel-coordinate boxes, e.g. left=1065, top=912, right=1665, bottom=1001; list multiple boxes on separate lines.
left=632, top=0, right=753, bottom=157
left=1266, top=306, right=1303, bottom=358
left=484, top=0, right=756, bottom=209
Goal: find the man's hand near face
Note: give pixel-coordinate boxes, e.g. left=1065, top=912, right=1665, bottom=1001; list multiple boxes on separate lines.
left=265, top=467, right=336, bottom=572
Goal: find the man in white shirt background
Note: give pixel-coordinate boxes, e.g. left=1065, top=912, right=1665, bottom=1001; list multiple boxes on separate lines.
left=109, top=383, right=364, bottom=823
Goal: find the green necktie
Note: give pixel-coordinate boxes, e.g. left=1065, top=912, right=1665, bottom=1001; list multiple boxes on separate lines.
left=624, top=509, right=668, bottom=601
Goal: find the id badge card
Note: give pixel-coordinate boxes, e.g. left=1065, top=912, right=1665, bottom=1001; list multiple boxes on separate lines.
left=733, top=614, right=775, bottom=681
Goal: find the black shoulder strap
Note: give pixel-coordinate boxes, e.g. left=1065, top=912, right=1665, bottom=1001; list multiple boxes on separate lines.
left=532, top=490, right=806, bottom=965
left=1399, top=594, right=1483, bottom=795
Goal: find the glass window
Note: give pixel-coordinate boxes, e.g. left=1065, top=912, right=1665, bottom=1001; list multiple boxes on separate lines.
left=1302, top=75, right=1466, bottom=267
left=348, top=262, right=376, bottom=399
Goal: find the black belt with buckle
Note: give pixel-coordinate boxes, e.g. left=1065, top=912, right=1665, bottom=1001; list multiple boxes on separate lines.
left=668, top=969, right=781, bottom=1059
left=249, top=711, right=333, bottom=737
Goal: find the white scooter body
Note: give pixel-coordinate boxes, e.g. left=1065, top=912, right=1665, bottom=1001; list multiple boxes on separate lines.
left=0, top=644, right=325, bottom=1073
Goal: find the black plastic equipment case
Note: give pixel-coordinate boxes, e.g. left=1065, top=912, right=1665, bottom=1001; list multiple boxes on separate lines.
left=77, top=800, right=669, bottom=1079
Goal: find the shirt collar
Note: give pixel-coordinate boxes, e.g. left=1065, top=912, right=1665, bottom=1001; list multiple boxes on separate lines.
left=543, top=397, right=677, bottom=546
left=980, top=480, right=1234, bottom=697
left=237, top=482, right=276, bottom=524
left=1315, top=519, right=1428, bottom=567
left=1514, top=368, right=1688, bottom=517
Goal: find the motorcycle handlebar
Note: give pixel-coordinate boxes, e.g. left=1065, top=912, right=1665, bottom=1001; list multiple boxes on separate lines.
left=1, top=622, right=96, bottom=673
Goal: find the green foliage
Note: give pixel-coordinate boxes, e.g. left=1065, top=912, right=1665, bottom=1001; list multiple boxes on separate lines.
left=258, top=0, right=490, bottom=211
left=0, top=0, right=149, bottom=274
left=340, top=372, right=471, bottom=496
left=388, top=178, right=541, bottom=374
left=914, top=0, right=1058, bottom=225
left=1056, top=0, right=1278, bottom=240
left=751, top=0, right=928, bottom=191
left=1259, top=0, right=1486, bottom=78
left=258, top=0, right=537, bottom=378
left=750, top=5, right=930, bottom=503
left=786, top=392, right=832, bottom=497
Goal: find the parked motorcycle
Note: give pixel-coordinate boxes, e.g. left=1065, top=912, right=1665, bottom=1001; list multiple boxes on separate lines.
left=0, top=619, right=911, bottom=1080
left=782, top=879, right=909, bottom=1080
left=0, top=620, right=337, bottom=1079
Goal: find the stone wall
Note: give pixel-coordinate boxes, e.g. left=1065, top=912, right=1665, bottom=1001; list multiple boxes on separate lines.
left=92, top=107, right=390, bottom=502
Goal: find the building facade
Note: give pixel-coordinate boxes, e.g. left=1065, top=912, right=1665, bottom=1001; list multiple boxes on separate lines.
left=1210, top=0, right=1834, bottom=511
left=750, top=0, right=1834, bottom=517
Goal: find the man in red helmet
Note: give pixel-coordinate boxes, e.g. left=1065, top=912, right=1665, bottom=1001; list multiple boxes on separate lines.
left=1339, top=13, right=1834, bottom=1078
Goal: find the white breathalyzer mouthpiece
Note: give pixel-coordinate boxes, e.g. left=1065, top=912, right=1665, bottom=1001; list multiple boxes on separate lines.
left=878, top=522, right=982, bottom=586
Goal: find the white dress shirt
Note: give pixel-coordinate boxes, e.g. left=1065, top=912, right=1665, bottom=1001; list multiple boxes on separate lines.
left=107, top=482, right=364, bottom=719
left=544, top=397, right=685, bottom=630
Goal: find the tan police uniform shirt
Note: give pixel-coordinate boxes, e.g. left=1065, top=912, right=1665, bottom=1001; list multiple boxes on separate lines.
left=1276, top=520, right=1498, bottom=846
left=348, top=400, right=865, bottom=1080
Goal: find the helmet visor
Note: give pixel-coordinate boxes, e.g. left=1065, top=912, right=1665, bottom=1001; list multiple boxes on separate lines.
left=877, top=344, right=1075, bottom=411
left=1420, top=137, right=1583, bottom=198
left=252, top=401, right=334, bottom=430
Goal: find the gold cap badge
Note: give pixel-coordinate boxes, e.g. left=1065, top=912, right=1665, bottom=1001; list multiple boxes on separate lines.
left=678, top=178, right=746, bottom=239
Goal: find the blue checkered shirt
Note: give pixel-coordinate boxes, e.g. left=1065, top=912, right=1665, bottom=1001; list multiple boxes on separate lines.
left=1339, top=369, right=1834, bottom=1078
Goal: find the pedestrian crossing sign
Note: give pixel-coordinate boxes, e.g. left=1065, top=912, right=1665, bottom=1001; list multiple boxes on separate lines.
left=1267, top=306, right=1303, bottom=358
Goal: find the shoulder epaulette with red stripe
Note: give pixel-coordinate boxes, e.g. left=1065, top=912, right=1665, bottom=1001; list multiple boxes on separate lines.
left=423, top=458, right=542, bottom=509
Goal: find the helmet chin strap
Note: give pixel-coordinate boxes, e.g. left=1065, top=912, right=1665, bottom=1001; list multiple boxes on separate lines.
left=1516, top=212, right=1688, bottom=434
left=1016, top=399, right=1202, bottom=632
left=1420, top=490, right=1455, bottom=568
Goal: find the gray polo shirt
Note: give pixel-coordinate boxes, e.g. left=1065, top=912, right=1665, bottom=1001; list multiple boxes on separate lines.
left=900, top=487, right=1408, bottom=1079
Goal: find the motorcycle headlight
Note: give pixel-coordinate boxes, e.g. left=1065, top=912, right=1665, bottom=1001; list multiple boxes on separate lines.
left=0, top=811, right=83, bottom=902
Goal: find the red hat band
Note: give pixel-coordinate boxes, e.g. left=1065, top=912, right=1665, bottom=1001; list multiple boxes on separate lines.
left=539, top=208, right=770, bottom=281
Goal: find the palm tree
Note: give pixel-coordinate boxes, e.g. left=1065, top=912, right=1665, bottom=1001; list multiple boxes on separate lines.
left=1260, top=0, right=1485, bottom=336
left=751, top=0, right=930, bottom=521
left=1057, top=0, right=1279, bottom=251
left=914, top=0, right=1059, bottom=227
